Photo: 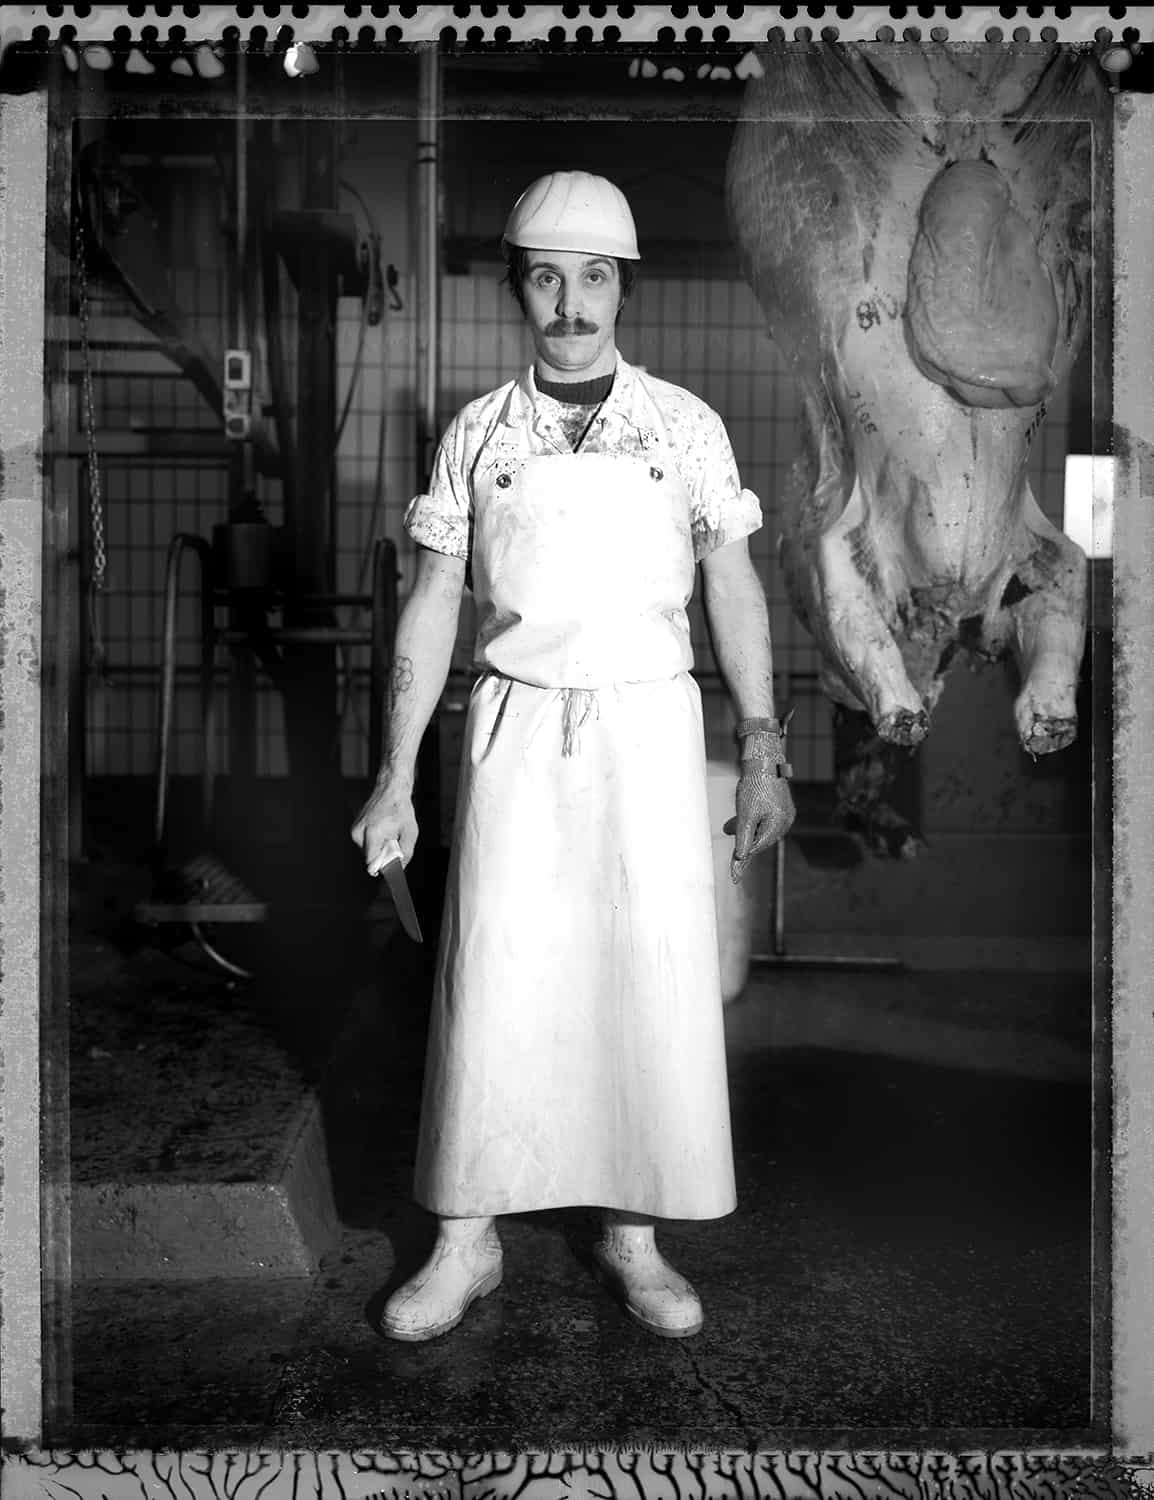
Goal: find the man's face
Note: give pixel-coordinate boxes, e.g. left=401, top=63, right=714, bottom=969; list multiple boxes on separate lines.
left=522, top=250, right=621, bottom=380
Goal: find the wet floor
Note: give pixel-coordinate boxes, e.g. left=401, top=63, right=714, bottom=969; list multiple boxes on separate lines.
left=64, top=902, right=1099, bottom=1452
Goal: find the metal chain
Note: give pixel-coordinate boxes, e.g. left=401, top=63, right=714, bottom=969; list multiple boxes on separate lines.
left=74, top=212, right=110, bottom=675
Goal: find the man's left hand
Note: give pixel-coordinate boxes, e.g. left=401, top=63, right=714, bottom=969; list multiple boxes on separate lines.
left=725, top=761, right=796, bottom=883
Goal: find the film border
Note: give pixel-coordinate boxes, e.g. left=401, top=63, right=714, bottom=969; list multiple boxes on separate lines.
left=0, top=4, right=1151, bottom=1497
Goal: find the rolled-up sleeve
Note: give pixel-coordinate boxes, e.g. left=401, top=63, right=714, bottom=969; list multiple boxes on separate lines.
left=403, top=414, right=472, bottom=560
left=686, top=408, right=763, bottom=563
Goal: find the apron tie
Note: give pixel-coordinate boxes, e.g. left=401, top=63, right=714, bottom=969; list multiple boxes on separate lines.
left=561, top=688, right=599, bottom=757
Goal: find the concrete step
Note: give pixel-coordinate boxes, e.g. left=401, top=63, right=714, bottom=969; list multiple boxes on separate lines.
left=70, top=936, right=340, bottom=1280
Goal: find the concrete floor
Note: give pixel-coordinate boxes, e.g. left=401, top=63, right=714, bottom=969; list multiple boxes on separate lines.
left=64, top=888, right=1099, bottom=1452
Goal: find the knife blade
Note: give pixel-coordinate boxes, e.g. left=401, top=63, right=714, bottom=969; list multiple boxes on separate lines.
left=369, top=838, right=424, bottom=943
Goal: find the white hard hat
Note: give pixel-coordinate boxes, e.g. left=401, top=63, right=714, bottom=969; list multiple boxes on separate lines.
left=502, top=171, right=641, bottom=260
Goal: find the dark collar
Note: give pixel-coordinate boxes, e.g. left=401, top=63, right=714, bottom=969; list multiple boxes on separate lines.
left=535, top=370, right=616, bottom=407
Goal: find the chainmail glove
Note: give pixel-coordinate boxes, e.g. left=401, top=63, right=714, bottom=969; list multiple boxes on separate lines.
left=724, top=720, right=796, bottom=883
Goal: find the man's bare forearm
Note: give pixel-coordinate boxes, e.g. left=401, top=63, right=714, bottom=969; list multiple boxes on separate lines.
left=376, top=547, right=467, bottom=790
left=701, top=540, right=777, bottom=721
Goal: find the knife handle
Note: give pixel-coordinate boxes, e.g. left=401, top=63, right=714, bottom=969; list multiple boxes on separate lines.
left=368, top=837, right=404, bottom=878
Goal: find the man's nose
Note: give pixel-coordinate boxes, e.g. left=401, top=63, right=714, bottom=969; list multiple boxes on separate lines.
left=554, top=279, right=580, bottom=321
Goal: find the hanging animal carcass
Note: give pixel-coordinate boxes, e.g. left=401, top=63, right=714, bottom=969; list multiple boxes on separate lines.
left=726, top=43, right=1110, bottom=853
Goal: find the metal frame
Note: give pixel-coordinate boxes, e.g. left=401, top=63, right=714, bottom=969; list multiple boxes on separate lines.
left=136, top=530, right=400, bottom=945
left=749, top=837, right=905, bottom=972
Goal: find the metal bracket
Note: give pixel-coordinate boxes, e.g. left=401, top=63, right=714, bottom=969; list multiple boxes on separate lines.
left=223, top=347, right=252, bottom=440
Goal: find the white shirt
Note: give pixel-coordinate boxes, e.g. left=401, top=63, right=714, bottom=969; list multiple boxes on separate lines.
left=405, top=355, right=762, bottom=565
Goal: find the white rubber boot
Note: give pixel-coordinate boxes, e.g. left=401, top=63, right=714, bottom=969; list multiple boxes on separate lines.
left=381, top=1216, right=503, bottom=1342
left=592, top=1211, right=704, bottom=1338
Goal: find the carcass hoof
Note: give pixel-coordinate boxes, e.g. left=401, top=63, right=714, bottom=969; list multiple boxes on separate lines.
left=1021, top=715, right=1078, bottom=756
left=876, top=708, right=930, bottom=747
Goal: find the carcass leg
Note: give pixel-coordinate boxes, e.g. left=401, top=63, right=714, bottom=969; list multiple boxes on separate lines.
left=833, top=705, right=928, bottom=859
left=809, top=510, right=930, bottom=747
left=1001, top=484, right=1087, bottom=755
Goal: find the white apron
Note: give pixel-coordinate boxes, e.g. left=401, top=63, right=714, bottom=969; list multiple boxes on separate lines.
left=413, top=446, right=737, bottom=1221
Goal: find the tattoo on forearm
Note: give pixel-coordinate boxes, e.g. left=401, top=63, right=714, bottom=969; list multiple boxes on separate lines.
left=390, top=654, right=414, bottom=696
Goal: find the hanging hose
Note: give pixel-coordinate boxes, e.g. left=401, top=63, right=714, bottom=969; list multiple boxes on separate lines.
left=140, top=533, right=266, bottom=981
left=351, top=286, right=394, bottom=597
left=190, top=924, right=253, bottom=980
left=329, top=178, right=394, bottom=760
left=153, top=534, right=215, bottom=856
left=260, top=225, right=298, bottom=515
left=325, top=179, right=382, bottom=466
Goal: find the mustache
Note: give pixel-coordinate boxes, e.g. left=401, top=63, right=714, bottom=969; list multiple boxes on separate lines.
left=543, top=319, right=600, bottom=337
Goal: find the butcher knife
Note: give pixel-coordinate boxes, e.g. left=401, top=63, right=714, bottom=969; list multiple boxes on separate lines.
left=369, top=838, right=424, bottom=944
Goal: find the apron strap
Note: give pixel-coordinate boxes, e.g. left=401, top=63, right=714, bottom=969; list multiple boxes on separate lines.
left=561, top=688, right=600, bottom=757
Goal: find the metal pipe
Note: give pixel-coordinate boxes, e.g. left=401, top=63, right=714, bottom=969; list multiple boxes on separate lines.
left=750, top=953, right=905, bottom=971
left=772, top=835, right=787, bottom=957
left=222, top=627, right=372, bottom=645
left=199, top=546, right=217, bottom=833
left=235, top=50, right=248, bottom=352
left=288, top=592, right=372, bottom=608
left=232, top=48, right=256, bottom=499
left=415, top=43, right=442, bottom=486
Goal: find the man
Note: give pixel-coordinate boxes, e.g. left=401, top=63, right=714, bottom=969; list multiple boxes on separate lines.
left=352, top=171, right=794, bottom=1342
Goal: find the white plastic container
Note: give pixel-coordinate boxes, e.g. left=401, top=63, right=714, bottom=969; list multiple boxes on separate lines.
left=706, top=760, right=757, bottom=1003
